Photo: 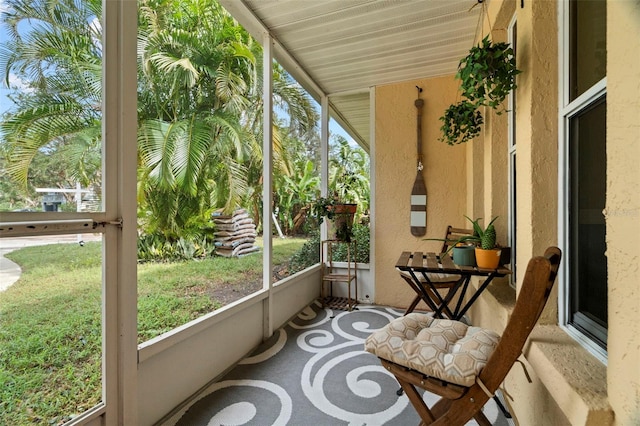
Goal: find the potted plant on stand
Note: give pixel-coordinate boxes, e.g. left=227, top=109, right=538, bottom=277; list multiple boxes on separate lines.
left=313, top=193, right=357, bottom=242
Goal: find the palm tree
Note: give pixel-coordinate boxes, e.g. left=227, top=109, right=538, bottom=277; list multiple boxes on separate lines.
left=137, top=0, right=320, bottom=237
left=136, top=0, right=259, bottom=236
left=1, top=0, right=319, bottom=242
left=242, top=62, right=320, bottom=232
left=0, top=0, right=103, bottom=192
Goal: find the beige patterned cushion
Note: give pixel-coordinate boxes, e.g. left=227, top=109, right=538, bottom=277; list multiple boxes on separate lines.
left=364, top=313, right=500, bottom=387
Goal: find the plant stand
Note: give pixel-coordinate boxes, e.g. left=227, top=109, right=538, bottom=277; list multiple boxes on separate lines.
left=321, top=239, right=358, bottom=311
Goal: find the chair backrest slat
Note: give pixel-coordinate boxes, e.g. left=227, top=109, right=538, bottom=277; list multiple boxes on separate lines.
left=478, top=246, right=562, bottom=392
left=441, top=225, right=474, bottom=253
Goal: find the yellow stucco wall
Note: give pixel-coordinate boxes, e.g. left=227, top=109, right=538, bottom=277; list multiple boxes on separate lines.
left=374, top=76, right=466, bottom=308
left=373, top=0, right=640, bottom=425
left=606, top=1, right=640, bottom=425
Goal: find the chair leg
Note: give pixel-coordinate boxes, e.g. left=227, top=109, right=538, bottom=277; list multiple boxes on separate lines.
left=396, top=377, right=436, bottom=424
left=473, top=410, right=492, bottom=426
left=405, top=295, right=422, bottom=315
left=429, top=397, right=452, bottom=419
left=429, top=386, right=490, bottom=426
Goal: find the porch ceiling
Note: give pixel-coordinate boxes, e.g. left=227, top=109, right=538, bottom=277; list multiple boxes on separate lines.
left=219, top=0, right=482, bottom=152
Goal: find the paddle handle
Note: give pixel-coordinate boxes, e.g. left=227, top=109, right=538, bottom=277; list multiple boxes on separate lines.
left=415, top=98, right=424, bottom=169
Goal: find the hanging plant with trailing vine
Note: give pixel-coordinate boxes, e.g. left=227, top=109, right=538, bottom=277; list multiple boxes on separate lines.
left=458, top=35, right=520, bottom=111
left=439, top=101, right=484, bottom=146
left=439, top=34, right=520, bottom=145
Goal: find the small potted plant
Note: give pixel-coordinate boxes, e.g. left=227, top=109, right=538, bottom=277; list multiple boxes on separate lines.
left=312, top=192, right=357, bottom=242
left=424, top=216, right=501, bottom=268
left=465, top=215, right=501, bottom=269
left=451, top=242, right=477, bottom=267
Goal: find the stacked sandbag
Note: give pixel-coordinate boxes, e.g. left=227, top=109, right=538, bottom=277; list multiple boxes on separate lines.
left=212, top=209, right=260, bottom=258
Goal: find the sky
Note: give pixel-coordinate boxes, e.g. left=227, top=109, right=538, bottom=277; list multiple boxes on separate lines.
left=0, top=0, right=36, bottom=116
left=0, top=0, right=12, bottom=115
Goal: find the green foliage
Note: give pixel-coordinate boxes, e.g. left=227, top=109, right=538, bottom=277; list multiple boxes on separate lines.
left=0, top=0, right=320, bottom=240
left=135, top=1, right=319, bottom=235
left=306, top=135, right=370, bottom=241
left=465, top=215, right=499, bottom=250
left=137, top=233, right=217, bottom=262
left=457, top=36, right=520, bottom=110
left=311, top=194, right=339, bottom=221
left=439, top=101, right=484, bottom=145
left=274, top=156, right=320, bottom=235
left=311, top=195, right=357, bottom=242
left=329, top=223, right=370, bottom=263
left=136, top=0, right=259, bottom=228
left=289, top=230, right=321, bottom=273
left=137, top=206, right=218, bottom=261
left=288, top=223, right=370, bottom=273
left=329, top=135, right=370, bottom=217
left=0, top=0, right=103, bottom=188
left=439, top=35, right=520, bottom=145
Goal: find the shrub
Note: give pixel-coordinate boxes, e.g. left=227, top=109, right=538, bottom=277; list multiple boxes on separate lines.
left=137, top=233, right=216, bottom=262
left=330, top=223, right=370, bottom=263
left=289, top=230, right=321, bottom=273
left=288, top=224, right=370, bottom=273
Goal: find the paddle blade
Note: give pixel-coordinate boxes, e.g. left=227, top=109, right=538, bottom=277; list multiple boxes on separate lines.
left=411, top=170, right=427, bottom=236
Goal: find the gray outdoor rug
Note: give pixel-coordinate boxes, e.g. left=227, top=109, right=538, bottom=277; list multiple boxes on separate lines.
left=174, top=302, right=514, bottom=425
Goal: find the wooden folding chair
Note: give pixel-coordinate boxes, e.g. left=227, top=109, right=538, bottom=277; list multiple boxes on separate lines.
left=367, top=247, right=562, bottom=425
left=400, top=226, right=474, bottom=315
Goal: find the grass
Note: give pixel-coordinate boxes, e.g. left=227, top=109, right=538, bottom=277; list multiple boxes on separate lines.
left=0, top=237, right=306, bottom=425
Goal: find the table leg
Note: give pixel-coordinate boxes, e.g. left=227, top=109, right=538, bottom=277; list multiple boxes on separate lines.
left=427, top=275, right=467, bottom=319
left=452, top=277, right=471, bottom=318
left=406, top=270, right=441, bottom=314
left=456, top=273, right=498, bottom=319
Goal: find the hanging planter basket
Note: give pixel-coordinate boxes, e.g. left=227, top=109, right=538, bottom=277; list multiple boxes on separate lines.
left=439, top=34, right=520, bottom=145
left=439, top=100, right=484, bottom=145
left=457, top=35, right=520, bottom=111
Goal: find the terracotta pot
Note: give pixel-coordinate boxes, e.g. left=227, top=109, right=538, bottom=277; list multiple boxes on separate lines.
left=329, top=203, right=357, bottom=241
left=330, top=203, right=357, bottom=215
left=474, top=247, right=501, bottom=269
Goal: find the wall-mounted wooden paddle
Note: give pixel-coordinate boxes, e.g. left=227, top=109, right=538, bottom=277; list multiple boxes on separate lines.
left=410, top=86, right=427, bottom=237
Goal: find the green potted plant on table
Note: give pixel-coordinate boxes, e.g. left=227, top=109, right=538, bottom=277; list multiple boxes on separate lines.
left=424, top=216, right=501, bottom=268
left=451, top=242, right=477, bottom=267
left=465, top=215, right=501, bottom=269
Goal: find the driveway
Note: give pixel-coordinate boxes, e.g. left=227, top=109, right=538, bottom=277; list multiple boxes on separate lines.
left=0, top=234, right=101, bottom=292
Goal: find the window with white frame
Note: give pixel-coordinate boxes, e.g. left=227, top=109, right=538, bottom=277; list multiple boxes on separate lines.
left=560, top=0, right=607, bottom=358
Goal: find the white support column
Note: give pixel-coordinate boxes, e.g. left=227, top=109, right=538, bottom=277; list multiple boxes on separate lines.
left=320, top=95, right=330, bottom=242
left=368, top=86, right=376, bottom=302
left=262, top=33, right=274, bottom=339
left=103, top=0, right=138, bottom=423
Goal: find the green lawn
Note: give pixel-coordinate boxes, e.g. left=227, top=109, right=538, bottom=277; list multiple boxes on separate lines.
left=0, top=237, right=306, bottom=425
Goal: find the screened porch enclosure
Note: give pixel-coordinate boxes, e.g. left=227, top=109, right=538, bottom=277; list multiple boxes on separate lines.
left=1, top=0, right=637, bottom=425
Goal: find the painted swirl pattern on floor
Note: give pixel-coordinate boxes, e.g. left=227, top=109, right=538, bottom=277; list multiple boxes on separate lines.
left=174, top=303, right=513, bottom=425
